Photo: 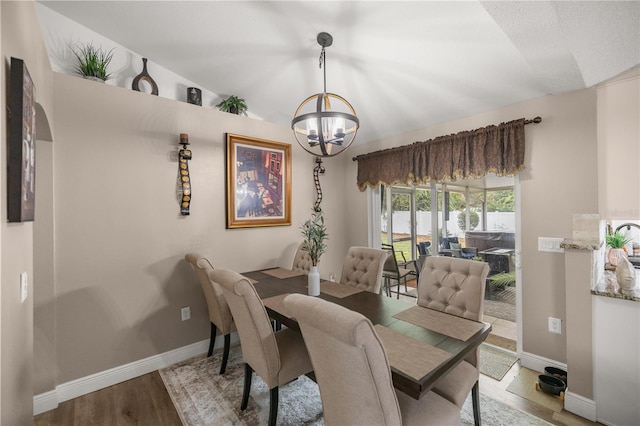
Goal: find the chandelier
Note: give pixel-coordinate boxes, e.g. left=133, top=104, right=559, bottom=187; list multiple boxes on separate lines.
left=291, top=32, right=359, bottom=157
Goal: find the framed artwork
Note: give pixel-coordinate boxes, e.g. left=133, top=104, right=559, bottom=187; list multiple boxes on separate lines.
left=226, top=133, right=291, bottom=228
left=7, top=57, right=36, bottom=222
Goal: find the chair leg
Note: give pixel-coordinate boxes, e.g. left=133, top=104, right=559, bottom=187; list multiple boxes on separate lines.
left=208, top=323, right=217, bottom=357
left=268, top=387, right=279, bottom=426
left=241, top=363, right=253, bottom=410
left=220, top=334, right=231, bottom=374
left=472, top=380, right=481, bottom=426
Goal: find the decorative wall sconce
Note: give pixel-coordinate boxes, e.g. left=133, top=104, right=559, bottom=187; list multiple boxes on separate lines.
left=178, top=133, right=192, bottom=215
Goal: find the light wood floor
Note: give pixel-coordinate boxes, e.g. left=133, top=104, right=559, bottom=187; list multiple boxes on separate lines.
left=34, top=359, right=600, bottom=425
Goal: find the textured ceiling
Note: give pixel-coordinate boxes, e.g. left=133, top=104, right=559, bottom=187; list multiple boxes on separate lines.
left=39, top=1, right=640, bottom=147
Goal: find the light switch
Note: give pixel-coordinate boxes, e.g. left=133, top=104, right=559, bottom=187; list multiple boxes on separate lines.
left=20, top=272, right=28, bottom=303
left=538, top=237, right=565, bottom=253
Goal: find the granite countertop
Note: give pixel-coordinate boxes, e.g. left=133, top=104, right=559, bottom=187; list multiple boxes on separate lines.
left=593, top=270, right=640, bottom=302
left=561, top=239, right=602, bottom=251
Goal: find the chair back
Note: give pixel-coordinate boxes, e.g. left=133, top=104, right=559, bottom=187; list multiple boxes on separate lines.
left=415, top=254, right=429, bottom=278
left=439, top=236, right=459, bottom=250
left=184, top=253, right=233, bottom=334
left=291, top=242, right=313, bottom=274
left=208, top=268, right=281, bottom=387
left=339, top=246, right=388, bottom=294
left=381, top=243, right=399, bottom=274
left=417, top=241, right=432, bottom=256
left=417, top=256, right=490, bottom=322
left=283, top=294, right=402, bottom=426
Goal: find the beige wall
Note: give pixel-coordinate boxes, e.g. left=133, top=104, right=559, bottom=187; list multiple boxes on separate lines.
left=597, top=71, right=640, bottom=219
left=1, top=1, right=54, bottom=424
left=345, top=88, right=598, bottom=368
left=51, top=73, right=349, bottom=383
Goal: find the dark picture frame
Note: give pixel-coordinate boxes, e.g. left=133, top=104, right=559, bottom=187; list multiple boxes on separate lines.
left=226, top=134, right=291, bottom=228
left=7, top=57, right=36, bottom=222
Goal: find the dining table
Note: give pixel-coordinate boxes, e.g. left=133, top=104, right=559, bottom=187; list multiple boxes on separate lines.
left=242, top=267, right=492, bottom=400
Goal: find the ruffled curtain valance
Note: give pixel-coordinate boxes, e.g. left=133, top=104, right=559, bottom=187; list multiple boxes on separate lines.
left=355, top=118, right=526, bottom=191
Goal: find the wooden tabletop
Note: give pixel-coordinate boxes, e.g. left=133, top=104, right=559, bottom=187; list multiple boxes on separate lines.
left=242, top=268, right=491, bottom=400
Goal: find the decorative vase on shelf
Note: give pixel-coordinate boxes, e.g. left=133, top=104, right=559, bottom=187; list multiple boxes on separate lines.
left=608, top=248, right=625, bottom=267
left=615, top=255, right=636, bottom=295
left=132, top=58, right=159, bottom=96
left=308, top=266, right=320, bottom=296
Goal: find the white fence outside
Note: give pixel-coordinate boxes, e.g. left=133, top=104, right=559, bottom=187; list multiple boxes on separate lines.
left=383, top=211, right=515, bottom=237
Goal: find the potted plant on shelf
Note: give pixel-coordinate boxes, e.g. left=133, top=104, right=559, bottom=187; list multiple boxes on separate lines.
left=300, top=210, right=328, bottom=296
left=606, top=230, right=632, bottom=266
left=71, top=43, right=115, bottom=82
left=215, top=95, right=248, bottom=115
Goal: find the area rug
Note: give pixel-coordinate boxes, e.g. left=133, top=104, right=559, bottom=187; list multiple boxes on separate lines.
left=479, top=343, right=519, bottom=381
left=160, top=346, right=550, bottom=425
left=506, top=367, right=564, bottom=413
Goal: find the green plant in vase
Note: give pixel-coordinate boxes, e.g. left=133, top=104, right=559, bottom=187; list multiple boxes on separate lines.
left=300, top=210, right=328, bottom=296
left=606, top=230, right=632, bottom=266
left=300, top=210, right=328, bottom=267
left=215, top=95, right=248, bottom=115
left=72, top=43, right=114, bottom=82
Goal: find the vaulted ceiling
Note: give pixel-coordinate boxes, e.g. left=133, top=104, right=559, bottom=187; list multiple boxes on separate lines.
left=39, top=1, right=640, bottom=147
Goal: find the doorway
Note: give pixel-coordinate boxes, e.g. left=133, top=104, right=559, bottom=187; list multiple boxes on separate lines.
left=377, top=176, right=518, bottom=353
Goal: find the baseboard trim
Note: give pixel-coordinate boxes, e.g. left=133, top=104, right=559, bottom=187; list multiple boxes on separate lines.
left=564, top=390, right=596, bottom=422
left=33, top=390, right=58, bottom=416
left=34, top=336, right=239, bottom=416
left=519, top=350, right=567, bottom=373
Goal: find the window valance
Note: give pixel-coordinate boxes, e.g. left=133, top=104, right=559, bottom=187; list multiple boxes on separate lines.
left=354, top=118, right=526, bottom=191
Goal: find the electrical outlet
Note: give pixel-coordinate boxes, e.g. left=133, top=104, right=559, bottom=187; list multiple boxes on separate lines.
left=548, top=317, right=562, bottom=334
left=181, top=306, right=191, bottom=321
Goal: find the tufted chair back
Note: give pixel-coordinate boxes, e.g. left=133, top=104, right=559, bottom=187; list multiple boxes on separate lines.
left=291, top=242, right=313, bottom=274
left=418, top=256, right=489, bottom=367
left=417, top=256, right=490, bottom=321
left=284, top=293, right=403, bottom=425
left=339, top=246, right=388, bottom=294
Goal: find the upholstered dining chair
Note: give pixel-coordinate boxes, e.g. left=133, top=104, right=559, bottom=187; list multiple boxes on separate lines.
left=283, top=293, right=461, bottom=426
left=339, top=246, right=388, bottom=294
left=381, top=243, right=415, bottom=298
left=417, top=256, right=490, bottom=426
left=209, top=267, right=313, bottom=426
left=184, top=253, right=235, bottom=374
left=291, top=242, right=313, bottom=274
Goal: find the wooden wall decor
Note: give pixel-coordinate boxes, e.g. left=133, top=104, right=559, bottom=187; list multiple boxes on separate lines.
left=178, top=133, right=192, bottom=215
left=7, top=57, right=36, bottom=222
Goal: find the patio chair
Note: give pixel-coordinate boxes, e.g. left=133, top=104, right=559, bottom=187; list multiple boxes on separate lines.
left=381, top=243, right=415, bottom=298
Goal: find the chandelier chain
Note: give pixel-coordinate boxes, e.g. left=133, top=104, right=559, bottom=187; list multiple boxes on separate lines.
left=319, top=47, right=327, bottom=93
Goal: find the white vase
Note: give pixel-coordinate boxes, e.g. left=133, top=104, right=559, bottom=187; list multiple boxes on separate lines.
left=308, top=266, right=320, bottom=296
left=608, top=248, right=625, bottom=266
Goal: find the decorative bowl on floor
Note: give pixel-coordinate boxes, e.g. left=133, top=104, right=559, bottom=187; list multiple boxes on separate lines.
left=544, top=367, right=567, bottom=384
left=538, top=374, right=566, bottom=396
